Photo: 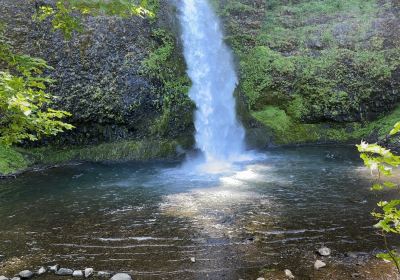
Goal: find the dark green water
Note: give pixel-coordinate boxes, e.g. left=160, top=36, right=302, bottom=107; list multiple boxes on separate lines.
left=0, top=146, right=397, bottom=279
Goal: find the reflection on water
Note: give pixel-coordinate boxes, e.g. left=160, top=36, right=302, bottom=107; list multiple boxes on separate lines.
left=0, top=146, right=398, bottom=279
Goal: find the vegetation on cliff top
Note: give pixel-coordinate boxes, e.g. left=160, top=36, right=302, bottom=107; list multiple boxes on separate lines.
left=214, top=0, right=400, bottom=144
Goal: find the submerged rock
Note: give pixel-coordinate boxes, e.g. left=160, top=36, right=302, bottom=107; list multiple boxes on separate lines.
left=110, top=273, right=132, bottom=280
left=18, top=270, right=33, bottom=279
left=84, top=268, right=94, bottom=278
left=97, top=271, right=111, bottom=278
left=0, top=276, right=9, bottom=280
left=314, top=260, right=327, bottom=269
left=317, top=246, right=331, bottom=256
left=56, top=268, right=73, bottom=276
left=73, top=270, right=84, bottom=277
left=284, top=269, right=295, bottom=279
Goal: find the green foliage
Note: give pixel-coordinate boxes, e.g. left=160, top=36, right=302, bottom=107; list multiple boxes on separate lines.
left=141, top=29, right=193, bottom=137
left=0, top=28, right=73, bottom=146
left=24, top=139, right=182, bottom=164
left=357, top=138, right=400, bottom=273
left=34, top=0, right=159, bottom=38
left=240, top=46, right=294, bottom=109
left=0, top=144, right=27, bottom=175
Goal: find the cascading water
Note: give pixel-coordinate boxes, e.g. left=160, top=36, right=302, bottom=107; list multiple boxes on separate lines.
left=178, top=0, right=245, bottom=164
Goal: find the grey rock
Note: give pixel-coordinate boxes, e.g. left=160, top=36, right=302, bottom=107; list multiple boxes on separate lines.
left=97, top=271, right=111, bottom=278
left=11, top=277, right=21, bottom=280
left=314, top=260, right=327, bottom=269
left=256, top=278, right=266, bottom=280
left=190, top=257, right=196, bottom=263
left=37, top=267, right=46, bottom=275
left=56, top=268, right=73, bottom=276
left=49, top=264, right=60, bottom=272
left=110, top=273, right=132, bottom=280
left=18, top=270, right=33, bottom=279
left=317, top=246, right=331, bottom=256
left=0, top=276, right=9, bottom=280
left=84, top=268, right=94, bottom=278
left=73, top=270, right=84, bottom=277
left=284, top=269, right=295, bottom=279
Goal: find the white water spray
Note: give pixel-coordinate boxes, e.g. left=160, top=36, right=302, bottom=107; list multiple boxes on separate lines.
left=178, top=0, right=245, bottom=164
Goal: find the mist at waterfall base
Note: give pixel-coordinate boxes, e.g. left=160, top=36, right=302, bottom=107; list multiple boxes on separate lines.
left=178, top=0, right=250, bottom=173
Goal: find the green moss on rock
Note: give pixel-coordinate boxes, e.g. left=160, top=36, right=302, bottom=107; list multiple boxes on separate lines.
left=24, top=139, right=187, bottom=165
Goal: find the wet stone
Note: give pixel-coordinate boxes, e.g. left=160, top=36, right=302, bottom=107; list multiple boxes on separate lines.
left=56, top=268, right=73, bottom=276
left=11, top=277, right=21, bottom=280
left=110, top=273, right=132, bottom=280
left=314, top=260, right=327, bottom=269
left=49, top=264, right=59, bottom=272
left=84, top=268, right=94, bottom=278
left=317, top=246, right=331, bottom=256
left=18, top=270, right=33, bottom=279
left=284, top=269, right=295, bottom=279
left=73, top=270, right=84, bottom=277
left=97, top=271, right=111, bottom=278
left=0, top=276, right=9, bottom=280
left=37, top=267, right=46, bottom=275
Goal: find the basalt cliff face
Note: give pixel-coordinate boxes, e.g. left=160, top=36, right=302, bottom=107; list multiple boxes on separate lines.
left=1, top=0, right=194, bottom=147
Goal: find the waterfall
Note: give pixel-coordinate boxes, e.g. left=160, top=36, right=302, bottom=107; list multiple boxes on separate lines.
left=177, top=0, right=245, bottom=163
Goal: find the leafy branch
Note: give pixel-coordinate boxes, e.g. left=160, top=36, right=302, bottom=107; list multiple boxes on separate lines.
left=357, top=128, right=400, bottom=273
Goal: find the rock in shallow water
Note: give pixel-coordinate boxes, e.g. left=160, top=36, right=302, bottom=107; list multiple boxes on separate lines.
left=73, top=270, right=84, bottom=277
left=84, top=268, right=94, bottom=278
left=37, top=267, right=46, bottom=275
left=49, top=264, right=59, bottom=272
left=317, top=246, right=331, bottom=256
left=97, top=271, right=111, bottom=278
left=314, top=260, right=327, bottom=269
left=18, top=270, right=33, bottom=279
left=56, top=268, right=73, bottom=276
left=284, top=269, right=295, bottom=279
left=110, top=273, right=132, bottom=280
left=11, top=277, right=21, bottom=280
left=0, top=276, right=9, bottom=280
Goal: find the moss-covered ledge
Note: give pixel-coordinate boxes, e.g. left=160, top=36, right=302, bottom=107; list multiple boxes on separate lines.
left=0, top=138, right=191, bottom=177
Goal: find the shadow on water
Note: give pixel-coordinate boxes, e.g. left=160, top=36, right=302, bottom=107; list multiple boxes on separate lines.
left=0, top=146, right=398, bottom=279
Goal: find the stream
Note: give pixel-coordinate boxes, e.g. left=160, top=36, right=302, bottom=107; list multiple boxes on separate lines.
left=0, top=146, right=397, bottom=279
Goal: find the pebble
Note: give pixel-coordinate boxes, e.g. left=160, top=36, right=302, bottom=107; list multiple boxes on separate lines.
left=0, top=276, right=9, bottom=280
left=18, top=270, right=34, bottom=279
left=314, top=260, right=327, bottom=269
left=190, top=257, right=196, bottom=263
left=49, top=264, right=60, bottom=272
left=110, top=273, right=132, bottom=280
left=97, top=271, right=111, bottom=278
left=84, top=268, right=94, bottom=278
left=256, top=278, right=266, bottom=280
left=317, top=246, right=331, bottom=256
left=73, top=270, right=84, bottom=277
left=56, top=268, right=73, bottom=276
left=284, top=269, right=295, bottom=279
left=37, top=267, right=46, bottom=275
